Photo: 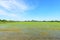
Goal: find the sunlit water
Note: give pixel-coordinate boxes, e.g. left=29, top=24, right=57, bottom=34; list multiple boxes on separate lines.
left=0, top=26, right=60, bottom=40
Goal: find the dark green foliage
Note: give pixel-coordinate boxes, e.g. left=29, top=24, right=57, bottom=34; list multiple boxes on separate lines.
left=24, top=20, right=60, bottom=22
left=0, top=19, right=60, bottom=22
left=0, top=19, right=15, bottom=23
left=0, top=19, right=7, bottom=23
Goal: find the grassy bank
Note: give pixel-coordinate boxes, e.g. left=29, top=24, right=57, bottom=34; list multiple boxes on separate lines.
left=0, top=22, right=60, bottom=31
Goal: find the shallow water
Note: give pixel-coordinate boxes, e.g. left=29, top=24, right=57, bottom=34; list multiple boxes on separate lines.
left=0, top=27, right=60, bottom=40
left=0, top=23, right=60, bottom=40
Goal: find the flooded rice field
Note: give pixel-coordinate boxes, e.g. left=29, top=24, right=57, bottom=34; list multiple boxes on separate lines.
left=0, top=28, right=60, bottom=40
left=0, top=22, right=60, bottom=40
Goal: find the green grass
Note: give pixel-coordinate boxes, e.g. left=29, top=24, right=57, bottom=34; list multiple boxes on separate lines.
left=0, top=22, right=60, bottom=30
left=0, top=22, right=60, bottom=40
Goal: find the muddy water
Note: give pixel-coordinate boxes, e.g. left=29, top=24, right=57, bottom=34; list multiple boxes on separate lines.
left=0, top=28, right=60, bottom=40
left=0, top=25, right=60, bottom=40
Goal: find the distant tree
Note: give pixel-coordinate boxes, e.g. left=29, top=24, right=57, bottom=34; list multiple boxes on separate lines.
left=31, top=20, right=37, bottom=22
left=0, top=19, right=7, bottom=23
left=42, top=20, right=46, bottom=22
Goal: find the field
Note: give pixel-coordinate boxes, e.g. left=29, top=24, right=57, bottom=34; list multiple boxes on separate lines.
left=0, top=22, right=60, bottom=40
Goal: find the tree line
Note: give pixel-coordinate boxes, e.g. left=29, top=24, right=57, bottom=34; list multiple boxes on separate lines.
left=0, top=19, right=15, bottom=23
left=24, top=20, right=60, bottom=22
left=0, top=19, right=60, bottom=22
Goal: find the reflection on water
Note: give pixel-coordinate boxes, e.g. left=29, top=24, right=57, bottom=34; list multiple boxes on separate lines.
left=0, top=26, right=7, bottom=28
left=0, top=26, right=59, bottom=40
left=0, top=28, right=60, bottom=40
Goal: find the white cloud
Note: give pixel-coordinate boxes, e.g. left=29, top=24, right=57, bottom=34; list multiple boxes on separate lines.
left=0, top=0, right=28, bottom=11
left=0, top=0, right=36, bottom=20
left=0, top=10, right=18, bottom=17
left=0, top=0, right=11, bottom=10
left=0, top=0, right=29, bottom=20
left=0, top=10, right=7, bottom=15
left=11, top=0, right=28, bottom=10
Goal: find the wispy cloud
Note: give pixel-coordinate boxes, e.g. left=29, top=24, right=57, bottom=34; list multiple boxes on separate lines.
left=0, top=0, right=36, bottom=20
left=0, top=0, right=29, bottom=20
left=0, top=10, right=18, bottom=17
left=0, top=0, right=29, bottom=12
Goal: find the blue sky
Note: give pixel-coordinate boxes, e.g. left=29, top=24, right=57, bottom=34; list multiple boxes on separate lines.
left=0, top=0, right=60, bottom=21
